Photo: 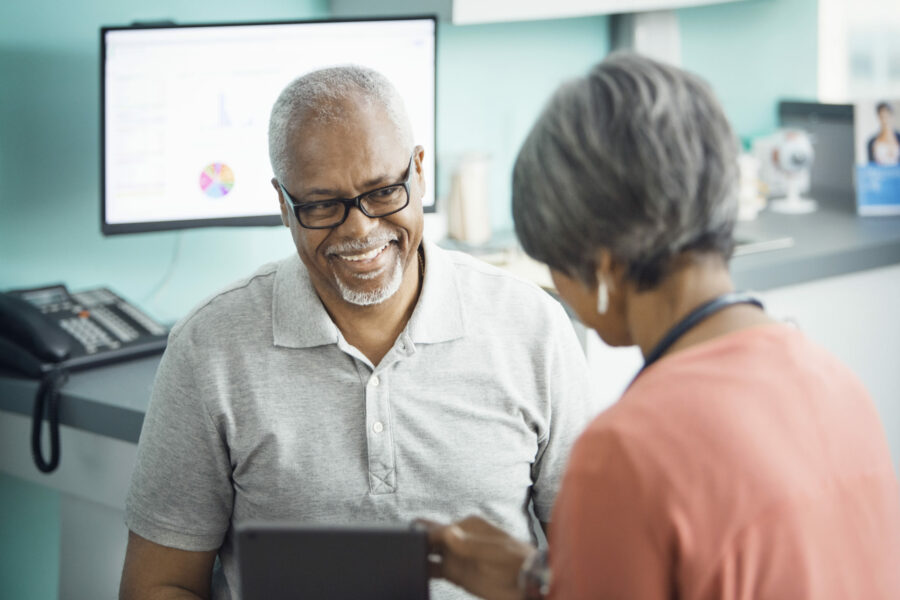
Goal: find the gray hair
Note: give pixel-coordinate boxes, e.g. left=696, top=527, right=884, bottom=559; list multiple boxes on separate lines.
left=268, top=65, right=414, bottom=182
left=512, top=52, right=739, bottom=290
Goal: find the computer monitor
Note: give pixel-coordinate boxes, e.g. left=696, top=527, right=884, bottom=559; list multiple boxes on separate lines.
left=101, top=17, right=437, bottom=235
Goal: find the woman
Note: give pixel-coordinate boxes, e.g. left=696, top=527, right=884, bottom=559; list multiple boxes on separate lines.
left=867, top=102, right=900, bottom=166
left=424, top=54, right=900, bottom=599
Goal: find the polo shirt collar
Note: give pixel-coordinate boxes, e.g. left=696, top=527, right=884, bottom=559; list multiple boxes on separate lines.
left=272, top=253, right=339, bottom=349
left=407, top=240, right=466, bottom=344
left=271, top=240, right=466, bottom=350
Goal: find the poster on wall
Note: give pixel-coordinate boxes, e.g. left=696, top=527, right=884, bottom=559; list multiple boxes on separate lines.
left=855, top=99, right=900, bottom=215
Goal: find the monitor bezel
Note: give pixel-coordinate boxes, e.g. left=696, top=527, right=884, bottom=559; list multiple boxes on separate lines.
left=100, top=15, right=438, bottom=236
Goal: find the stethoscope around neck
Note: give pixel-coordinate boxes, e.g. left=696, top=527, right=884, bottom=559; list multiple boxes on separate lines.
left=632, top=291, right=764, bottom=382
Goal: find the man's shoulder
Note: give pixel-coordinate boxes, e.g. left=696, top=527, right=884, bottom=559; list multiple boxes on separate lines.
left=169, top=256, right=288, bottom=339
left=436, top=245, right=562, bottom=314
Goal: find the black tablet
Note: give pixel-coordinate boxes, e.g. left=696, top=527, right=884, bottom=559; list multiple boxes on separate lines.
left=236, top=522, right=430, bottom=600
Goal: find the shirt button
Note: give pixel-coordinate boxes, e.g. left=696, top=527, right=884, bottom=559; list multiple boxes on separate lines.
left=373, top=421, right=384, bottom=433
left=399, top=342, right=406, bottom=351
left=371, top=376, right=380, bottom=387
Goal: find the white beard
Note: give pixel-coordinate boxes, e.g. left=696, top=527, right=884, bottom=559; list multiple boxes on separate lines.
left=334, top=258, right=404, bottom=306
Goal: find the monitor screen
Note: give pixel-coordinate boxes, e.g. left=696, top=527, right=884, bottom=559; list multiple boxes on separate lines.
left=101, top=17, right=436, bottom=235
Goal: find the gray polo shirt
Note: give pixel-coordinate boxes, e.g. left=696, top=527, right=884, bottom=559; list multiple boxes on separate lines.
left=125, top=241, right=595, bottom=600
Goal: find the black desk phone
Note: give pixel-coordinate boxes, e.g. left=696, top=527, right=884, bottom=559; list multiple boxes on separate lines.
left=0, top=284, right=169, bottom=473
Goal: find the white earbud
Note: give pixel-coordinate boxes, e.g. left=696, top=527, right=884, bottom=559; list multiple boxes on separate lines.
left=596, top=276, right=609, bottom=315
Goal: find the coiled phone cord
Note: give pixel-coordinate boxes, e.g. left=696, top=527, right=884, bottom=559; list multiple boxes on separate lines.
left=31, top=367, right=68, bottom=473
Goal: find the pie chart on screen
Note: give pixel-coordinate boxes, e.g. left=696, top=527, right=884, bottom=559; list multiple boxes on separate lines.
left=199, top=162, right=235, bottom=198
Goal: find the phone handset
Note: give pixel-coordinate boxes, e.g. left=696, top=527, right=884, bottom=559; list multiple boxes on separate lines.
left=1, top=285, right=168, bottom=474
left=0, top=293, right=76, bottom=472
left=0, top=294, right=74, bottom=374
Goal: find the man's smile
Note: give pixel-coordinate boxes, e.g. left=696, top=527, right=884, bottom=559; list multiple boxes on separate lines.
left=337, top=242, right=390, bottom=262
left=328, top=239, right=399, bottom=279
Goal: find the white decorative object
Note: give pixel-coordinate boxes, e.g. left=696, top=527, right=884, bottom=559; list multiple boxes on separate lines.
left=737, top=153, right=766, bottom=221
left=753, top=129, right=818, bottom=214
left=447, top=154, right=492, bottom=245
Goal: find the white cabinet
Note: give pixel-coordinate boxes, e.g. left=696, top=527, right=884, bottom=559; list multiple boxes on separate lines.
left=584, top=264, right=900, bottom=468
left=330, top=0, right=748, bottom=24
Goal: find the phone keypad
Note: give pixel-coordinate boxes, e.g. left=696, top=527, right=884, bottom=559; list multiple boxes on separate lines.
left=60, top=316, right=120, bottom=354
left=116, top=302, right=167, bottom=336
left=90, top=306, right=139, bottom=342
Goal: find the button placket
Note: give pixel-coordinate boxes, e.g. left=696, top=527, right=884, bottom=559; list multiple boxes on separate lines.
left=365, top=370, right=395, bottom=494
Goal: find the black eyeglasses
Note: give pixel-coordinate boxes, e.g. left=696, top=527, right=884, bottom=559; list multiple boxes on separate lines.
left=278, top=152, right=415, bottom=229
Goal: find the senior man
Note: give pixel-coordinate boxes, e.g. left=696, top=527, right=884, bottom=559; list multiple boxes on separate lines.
left=119, top=66, right=595, bottom=600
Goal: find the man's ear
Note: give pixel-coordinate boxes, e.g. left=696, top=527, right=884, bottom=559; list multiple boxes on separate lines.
left=271, top=177, right=290, bottom=228
left=413, top=145, right=426, bottom=197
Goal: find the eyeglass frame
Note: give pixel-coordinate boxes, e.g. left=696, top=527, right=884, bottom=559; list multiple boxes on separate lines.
left=277, top=151, right=416, bottom=229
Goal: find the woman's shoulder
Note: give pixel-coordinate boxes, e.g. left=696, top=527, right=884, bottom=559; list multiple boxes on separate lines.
left=634, top=323, right=813, bottom=383
left=579, top=322, right=878, bottom=487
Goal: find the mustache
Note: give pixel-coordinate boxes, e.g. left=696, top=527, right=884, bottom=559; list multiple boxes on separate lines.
left=325, top=234, right=398, bottom=255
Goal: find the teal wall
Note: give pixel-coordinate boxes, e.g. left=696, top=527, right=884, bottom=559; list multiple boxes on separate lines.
left=0, top=474, right=60, bottom=599
left=0, top=10, right=610, bottom=325
left=0, top=0, right=329, bottom=327
left=436, top=17, right=609, bottom=232
left=0, top=0, right=819, bottom=322
left=678, top=0, right=819, bottom=141
left=0, top=1, right=817, bottom=598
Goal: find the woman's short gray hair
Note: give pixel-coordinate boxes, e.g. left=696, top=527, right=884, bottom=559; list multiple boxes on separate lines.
left=512, top=52, right=739, bottom=290
left=268, top=65, right=413, bottom=182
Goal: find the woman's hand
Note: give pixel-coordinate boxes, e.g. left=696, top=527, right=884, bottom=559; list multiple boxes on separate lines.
left=419, top=515, right=537, bottom=600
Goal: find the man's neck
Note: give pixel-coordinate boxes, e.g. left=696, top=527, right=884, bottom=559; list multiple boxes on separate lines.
left=319, top=248, right=423, bottom=366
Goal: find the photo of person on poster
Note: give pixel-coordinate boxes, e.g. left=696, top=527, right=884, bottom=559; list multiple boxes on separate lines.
left=855, top=99, right=900, bottom=215
left=867, top=102, right=900, bottom=166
